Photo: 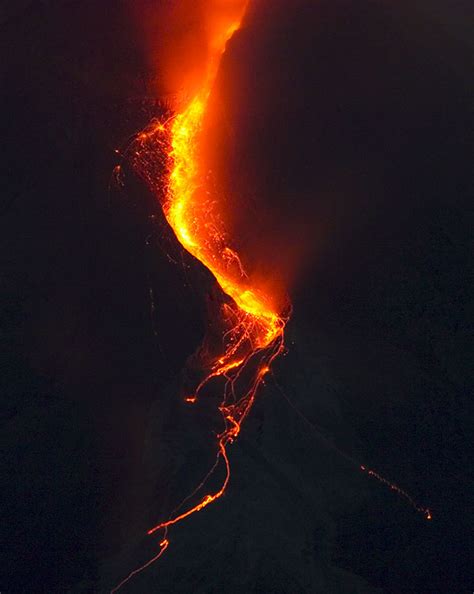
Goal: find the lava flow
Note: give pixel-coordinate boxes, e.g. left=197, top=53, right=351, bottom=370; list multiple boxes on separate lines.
left=112, top=3, right=287, bottom=591
left=144, top=3, right=287, bottom=534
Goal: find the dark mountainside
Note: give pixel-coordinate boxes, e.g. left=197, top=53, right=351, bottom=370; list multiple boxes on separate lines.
left=1, top=1, right=472, bottom=593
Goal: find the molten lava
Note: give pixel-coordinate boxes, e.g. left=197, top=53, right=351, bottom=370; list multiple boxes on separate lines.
left=145, top=6, right=287, bottom=536
left=113, top=5, right=287, bottom=590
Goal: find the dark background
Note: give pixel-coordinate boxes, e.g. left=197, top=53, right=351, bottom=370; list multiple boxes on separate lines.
left=1, top=1, right=473, bottom=593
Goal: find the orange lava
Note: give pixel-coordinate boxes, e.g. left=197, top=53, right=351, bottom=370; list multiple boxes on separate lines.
left=360, top=465, right=432, bottom=520
left=110, top=539, right=169, bottom=594
left=132, top=0, right=288, bottom=549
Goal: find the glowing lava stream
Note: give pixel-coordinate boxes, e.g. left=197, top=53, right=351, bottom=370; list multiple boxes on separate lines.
left=112, top=10, right=287, bottom=590
left=142, top=7, right=287, bottom=537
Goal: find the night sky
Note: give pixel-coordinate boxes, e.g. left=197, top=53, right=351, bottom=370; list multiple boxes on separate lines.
left=2, top=1, right=473, bottom=593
